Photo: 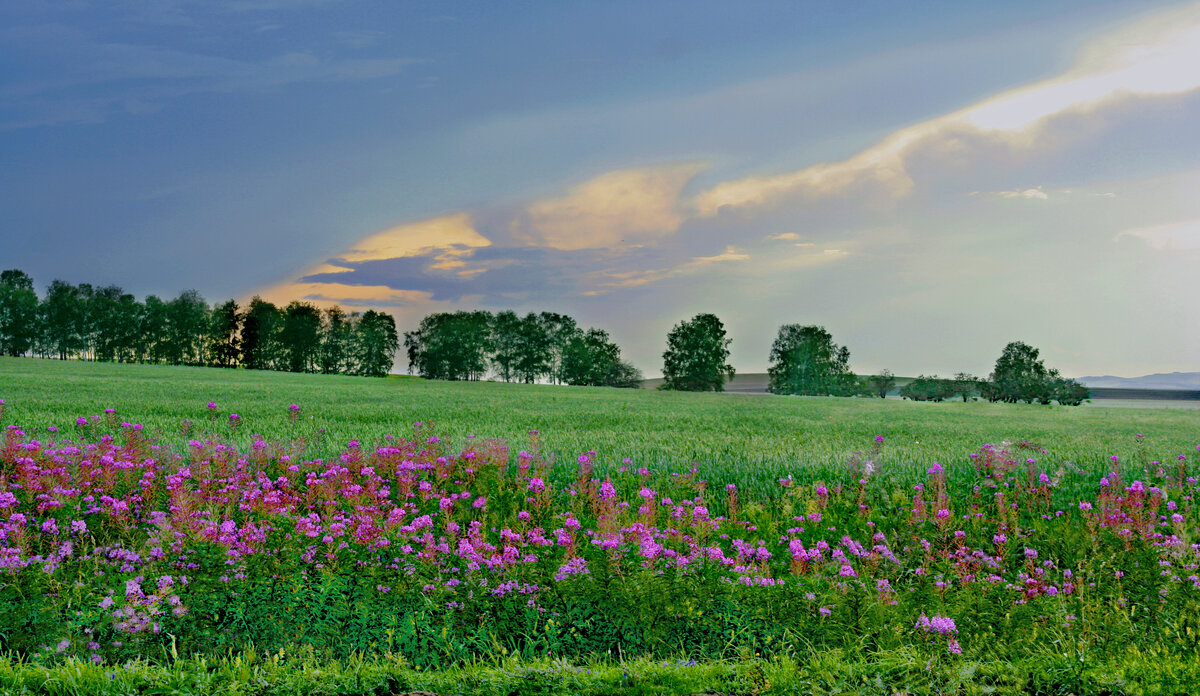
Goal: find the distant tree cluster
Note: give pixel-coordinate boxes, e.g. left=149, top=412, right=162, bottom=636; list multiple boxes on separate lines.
left=0, top=269, right=399, bottom=377
left=657, top=313, right=1089, bottom=406
left=980, top=341, right=1090, bottom=406
left=403, top=310, right=641, bottom=387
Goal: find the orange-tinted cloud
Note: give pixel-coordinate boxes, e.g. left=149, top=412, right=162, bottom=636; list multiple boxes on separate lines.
left=693, top=4, right=1200, bottom=216
left=512, top=163, right=705, bottom=250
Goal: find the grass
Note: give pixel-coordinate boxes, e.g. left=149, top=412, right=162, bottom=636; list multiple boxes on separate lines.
left=2, top=357, right=1195, bottom=480
left=3, top=357, right=1200, bottom=695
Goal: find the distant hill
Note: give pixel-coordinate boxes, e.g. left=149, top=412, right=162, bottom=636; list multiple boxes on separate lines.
left=1078, top=372, right=1200, bottom=390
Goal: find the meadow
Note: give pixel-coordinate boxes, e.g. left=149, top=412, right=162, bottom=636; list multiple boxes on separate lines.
left=2, top=357, right=1199, bottom=695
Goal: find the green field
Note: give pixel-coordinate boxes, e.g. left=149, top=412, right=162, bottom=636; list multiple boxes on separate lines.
left=2, top=356, right=1196, bottom=488
left=4, top=357, right=1200, bottom=695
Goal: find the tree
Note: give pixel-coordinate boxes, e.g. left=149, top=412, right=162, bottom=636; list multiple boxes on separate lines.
left=1049, top=375, right=1090, bottom=406
left=40, top=280, right=86, bottom=360
left=660, top=313, right=735, bottom=392
left=605, top=359, right=644, bottom=389
left=352, top=310, right=399, bottom=377
left=561, top=328, right=621, bottom=386
left=0, top=269, right=39, bottom=357
left=404, top=311, right=492, bottom=380
left=514, top=313, right=553, bottom=384
left=320, top=306, right=352, bottom=374
left=207, top=300, right=241, bottom=368
left=166, top=290, right=209, bottom=365
left=88, top=285, right=131, bottom=362
left=241, top=297, right=282, bottom=370
left=867, top=369, right=896, bottom=398
left=137, top=295, right=170, bottom=363
left=489, top=310, right=522, bottom=382
left=766, top=324, right=855, bottom=396
left=989, top=341, right=1050, bottom=403
left=899, top=375, right=957, bottom=402
left=539, top=312, right=579, bottom=384
left=952, top=372, right=980, bottom=402
left=281, top=300, right=322, bottom=373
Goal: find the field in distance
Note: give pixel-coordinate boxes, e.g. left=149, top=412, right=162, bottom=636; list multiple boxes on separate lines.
left=641, top=372, right=1200, bottom=410
left=3, top=357, right=1197, bottom=488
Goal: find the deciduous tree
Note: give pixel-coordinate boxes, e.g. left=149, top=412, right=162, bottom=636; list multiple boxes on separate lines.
left=766, top=324, right=855, bottom=396
left=660, top=313, right=735, bottom=392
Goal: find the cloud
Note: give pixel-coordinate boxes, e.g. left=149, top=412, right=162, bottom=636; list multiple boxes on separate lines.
left=1117, top=218, right=1200, bottom=250
left=247, top=213, right=492, bottom=307
left=692, top=4, right=1200, bottom=216
left=510, top=163, right=705, bottom=250
left=692, top=246, right=750, bottom=264
left=264, top=282, right=433, bottom=309
left=337, top=213, right=490, bottom=263
left=970, top=186, right=1049, bottom=199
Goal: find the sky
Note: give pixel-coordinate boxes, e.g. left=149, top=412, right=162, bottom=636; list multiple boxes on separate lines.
left=3, top=1, right=1199, bottom=379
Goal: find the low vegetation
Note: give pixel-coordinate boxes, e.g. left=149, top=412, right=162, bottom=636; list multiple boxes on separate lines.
left=1, top=359, right=1197, bottom=693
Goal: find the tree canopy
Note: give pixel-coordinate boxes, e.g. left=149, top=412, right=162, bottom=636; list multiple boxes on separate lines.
left=404, top=310, right=639, bottom=387
left=985, top=341, right=1089, bottom=405
left=767, top=324, right=856, bottom=396
left=0, top=269, right=401, bottom=377
left=659, top=313, right=735, bottom=392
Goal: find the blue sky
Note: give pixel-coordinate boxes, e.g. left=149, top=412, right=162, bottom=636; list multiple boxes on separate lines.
left=3, top=1, right=1199, bottom=378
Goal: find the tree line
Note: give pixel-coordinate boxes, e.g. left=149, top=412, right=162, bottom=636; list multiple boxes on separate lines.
left=0, top=266, right=1094, bottom=402
left=659, top=313, right=1090, bottom=406
left=0, top=269, right=399, bottom=376
left=403, top=311, right=642, bottom=387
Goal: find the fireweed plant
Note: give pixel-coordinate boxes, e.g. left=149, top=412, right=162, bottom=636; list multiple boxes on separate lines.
left=0, top=402, right=1198, bottom=672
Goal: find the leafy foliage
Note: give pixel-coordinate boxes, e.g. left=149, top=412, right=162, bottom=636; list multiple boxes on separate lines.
left=898, top=375, right=958, bottom=401
left=866, top=370, right=895, bottom=398
left=0, top=271, right=403, bottom=379
left=985, top=341, right=1089, bottom=405
left=766, top=325, right=856, bottom=396
left=660, top=313, right=735, bottom=392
